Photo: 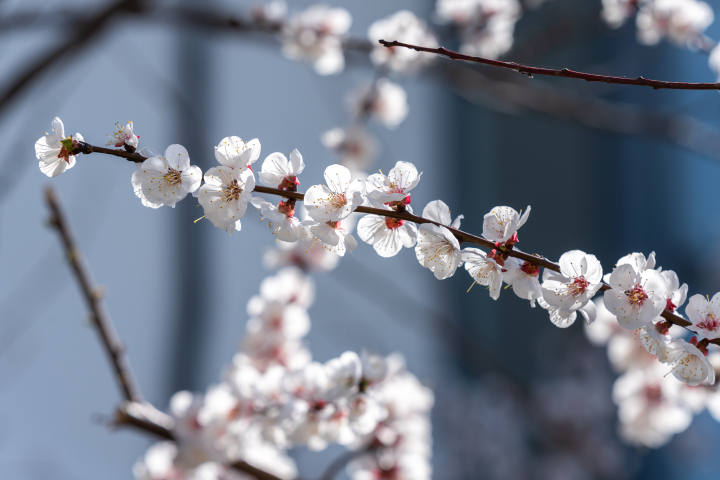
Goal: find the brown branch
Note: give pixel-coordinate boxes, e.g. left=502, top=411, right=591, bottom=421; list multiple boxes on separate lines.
left=379, top=39, right=720, bottom=91
left=45, top=186, right=142, bottom=403
left=115, top=401, right=287, bottom=480
left=80, top=144, right=705, bottom=342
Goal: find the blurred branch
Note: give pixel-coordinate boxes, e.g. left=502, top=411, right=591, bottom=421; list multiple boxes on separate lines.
left=380, top=39, right=720, bottom=90
left=45, top=186, right=142, bottom=403
left=440, top=61, right=720, bottom=162
left=0, top=0, right=147, bottom=119
left=74, top=144, right=704, bottom=340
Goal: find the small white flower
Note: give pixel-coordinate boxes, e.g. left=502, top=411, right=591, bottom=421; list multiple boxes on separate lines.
left=357, top=206, right=418, bottom=258
left=603, top=262, right=667, bottom=330
left=35, top=117, right=83, bottom=177
left=461, top=247, right=502, bottom=298
left=685, top=293, right=720, bottom=339
left=131, top=144, right=202, bottom=208
left=502, top=256, right=542, bottom=306
left=422, top=199, right=463, bottom=229
left=541, top=250, right=603, bottom=322
left=367, top=10, right=438, bottom=72
left=661, top=269, right=688, bottom=313
left=416, top=223, right=462, bottom=280
left=366, top=161, right=422, bottom=209
left=304, top=165, right=366, bottom=222
left=259, top=149, right=305, bottom=189
left=481, top=205, right=530, bottom=244
left=197, top=166, right=255, bottom=235
left=636, top=0, right=713, bottom=46
left=638, top=325, right=670, bottom=355
left=251, top=197, right=309, bottom=243
left=324, top=351, right=362, bottom=399
left=106, top=121, right=138, bottom=149
left=347, top=78, right=408, bottom=129
left=301, top=216, right=358, bottom=257
left=537, top=296, right=592, bottom=328
left=321, top=126, right=378, bottom=171
left=360, top=350, right=388, bottom=385
left=214, top=136, right=261, bottom=171
left=657, top=338, right=715, bottom=386
left=281, top=5, right=352, bottom=75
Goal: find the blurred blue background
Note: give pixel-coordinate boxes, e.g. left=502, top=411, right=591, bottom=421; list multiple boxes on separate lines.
left=2, top=0, right=720, bottom=478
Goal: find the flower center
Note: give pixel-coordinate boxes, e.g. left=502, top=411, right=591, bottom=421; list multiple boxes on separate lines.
left=625, top=284, right=648, bottom=308
left=327, top=220, right=342, bottom=230
left=385, top=217, right=405, bottom=230
left=698, top=313, right=720, bottom=332
left=568, top=277, right=590, bottom=296
left=519, top=261, right=539, bottom=277
left=666, top=298, right=677, bottom=312
left=162, top=167, right=182, bottom=187
left=221, top=179, right=242, bottom=202
left=643, top=384, right=663, bottom=404
left=329, top=192, right=347, bottom=209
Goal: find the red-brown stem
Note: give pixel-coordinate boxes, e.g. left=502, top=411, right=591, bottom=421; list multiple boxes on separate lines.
left=80, top=144, right=713, bottom=344
left=379, top=39, right=720, bottom=91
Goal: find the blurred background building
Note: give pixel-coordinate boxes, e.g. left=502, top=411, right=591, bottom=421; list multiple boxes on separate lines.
left=1, top=0, right=720, bottom=479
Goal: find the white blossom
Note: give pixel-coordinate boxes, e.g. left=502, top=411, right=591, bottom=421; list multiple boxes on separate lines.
left=324, top=351, right=362, bottom=399
left=304, top=165, right=366, bottom=222
left=502, top=256, right=542, bottom=306
left=347, top=78, right=408, bottom=129
left=422, top=199, right=463, bottom=229
left=366, top=161, right=422, bottom=209
left=252, top=197, right=309, bottom=243
left=541, top=250, right=603, bottom=322
left=461, top=248, right=503, bottom=299
left=657, top=338, right=715, bottom=386
left=259, top=150, right=304, bottom=189
left=603, top=261, right=667, bottom=330
left=685, top=293, right=720, bottom=339
left=131, top=144, right=202, bottom=208
left=197, top=166, right=255, bottom=235
left=106, top=121, right=138, bottom=149
left=368, top=10, right=438, bottom=72
left=35, top=117, right=83, bottom=177
left=357, top=205, right=418, bottom=258
left=416, top=222, right=463, bottom=280
left=481, top=205, right=530, bottom=244
left=601, top=0, right=638, bottom=28
left=661, top=269, right=688, bottom=313
left=303, top=217, right=358, bottom=257
left=281, top=5, right=351, bottom=75
left=636, top=0, right=714, bottom=46
left=215, top=136, right=261, bottom=171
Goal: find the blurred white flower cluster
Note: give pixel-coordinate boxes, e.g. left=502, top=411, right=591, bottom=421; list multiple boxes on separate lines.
left=133, top=266, right=433, bottom=480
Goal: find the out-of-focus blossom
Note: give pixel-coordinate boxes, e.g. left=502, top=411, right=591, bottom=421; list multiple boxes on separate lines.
left=368, top=10, right=438, bottom=72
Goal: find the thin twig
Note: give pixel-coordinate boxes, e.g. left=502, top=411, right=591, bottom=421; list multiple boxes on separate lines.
left=45, top=186, right=142, bottom=402
left=78, top=144, right=704, bottom=341
left=379, top=39, right=720, bottom=91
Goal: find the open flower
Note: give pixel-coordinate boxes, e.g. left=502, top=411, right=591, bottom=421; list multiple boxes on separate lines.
left=365, top=161, right=421, bottom=208
left=603, top=251, right=656, bottom=283
left=347, top=78, right=408, bottom=129
left=302, top=215, right=358, bottom=257
left=259, top=150, right=305, bottom=190
left=657, top=338, right=715, bottom=386
left=106, top=121, right=138, bottom=149
left=461, top=248, right=503, bottom=299
left=357, top=205, right=418, bottom=258
left=252, top=197, right=309, bottom=243
left=197, top=167, right=255, bottom=235
left=481, top=205, right=530, bottom=244
left=661, top=270, right=688, bottom=313
left=304, top=165, right=365, bottom=222
left=131, top=144, right=202, bottom=208
left=541, top=250, right=603, bottom=322
left=603, top=262, right=667, bottom=330
left=686, top=293, right=720, bottom=339
left=502, top=256, right=542, bottom=306
left=416, top=222, right=462, bottom=280
left=35, top=117, right=83, bottom=177
left=214, top=136, right=261, bottom=171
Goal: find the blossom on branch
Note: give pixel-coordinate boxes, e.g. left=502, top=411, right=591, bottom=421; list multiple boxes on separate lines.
left=281, top=4, right=352, bottom=75
left=541, top=250, right=603, bottom=323
left=259, top=150, right=305, bottom=190
left=365, top=161, right=422, bottom=209
left=35, top=117, right=83, bottom=177
left=461, top=248, right=503, bottom=299
left=481, top=205, right=530, bottom=244
left=685, top=293, right=720, bottom=339
left=603, top=258, right=667, bottom=330
left=131, top=144, right=202, bottom=208
left=357, top=205, right=418, bottom=258
left=106, top=121, right=138, bottom=150
left=215, top=136, right=261, bottom=171
left=197, top=166, right=255, bottom=235
left=252, top=197, right=309, bottom=243
left=422, top=199, right=463, bottom=229
left=502, top=256, right=542, bottom=306
left=304, top=164, right=366, bottom=222
left=657, top=337, right=715, bottom=386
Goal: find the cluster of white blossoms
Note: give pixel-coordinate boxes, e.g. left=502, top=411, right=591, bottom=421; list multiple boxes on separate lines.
left=133, top=266, right=433, bottom=480
left=601, top=0, right=715, bottom=46
left=435, top=0, right=523, bottom=59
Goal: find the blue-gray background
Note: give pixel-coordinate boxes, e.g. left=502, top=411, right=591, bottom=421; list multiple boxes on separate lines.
left=1, top=0, right=720, bottom=478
